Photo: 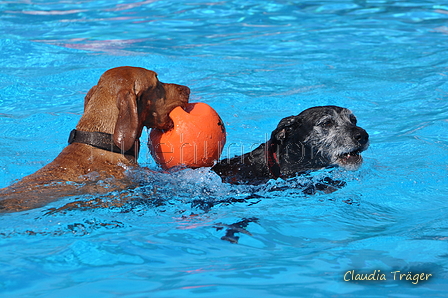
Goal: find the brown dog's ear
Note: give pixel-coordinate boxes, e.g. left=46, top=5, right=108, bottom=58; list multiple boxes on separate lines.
left=83, top=85, right=97, bottom=112
left=113, top=89, right=139, bottom=153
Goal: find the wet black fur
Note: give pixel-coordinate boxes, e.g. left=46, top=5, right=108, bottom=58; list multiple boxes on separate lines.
left=212, top=106, right=369, bottom=185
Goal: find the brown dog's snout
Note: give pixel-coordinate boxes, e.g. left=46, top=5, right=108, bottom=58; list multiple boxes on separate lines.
left=164, top=83, right=190, bottom=107
left=147, top=83, right=190, bottom=130
left=180, top=85, right=190, bottom=105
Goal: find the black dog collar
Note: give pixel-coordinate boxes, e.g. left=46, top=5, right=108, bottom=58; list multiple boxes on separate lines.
left=68, top=129, right=138, bottom=158
left=267, top=141, right=282, bottom=179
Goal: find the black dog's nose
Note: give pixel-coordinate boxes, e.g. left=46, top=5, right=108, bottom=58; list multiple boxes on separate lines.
left=354, top=128, right=369, bottom=145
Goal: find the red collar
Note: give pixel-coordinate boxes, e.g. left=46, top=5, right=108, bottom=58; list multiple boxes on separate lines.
left=267, top=141, right=282, bottom=179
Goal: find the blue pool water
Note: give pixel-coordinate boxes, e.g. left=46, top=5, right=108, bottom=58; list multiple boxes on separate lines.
left=1, top=1, right=448, bottom=297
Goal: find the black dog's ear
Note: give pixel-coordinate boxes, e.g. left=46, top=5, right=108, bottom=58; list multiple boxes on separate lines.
left=270, top=115, right=301, bottom=144
left=274, top=128, right=286, bottom=142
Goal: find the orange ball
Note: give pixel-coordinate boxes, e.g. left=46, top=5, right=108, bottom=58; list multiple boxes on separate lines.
left=149, top=102, right=226, bottom=170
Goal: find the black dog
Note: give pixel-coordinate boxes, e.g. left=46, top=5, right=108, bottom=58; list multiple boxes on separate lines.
left=212, top=106, right=369, bottom=184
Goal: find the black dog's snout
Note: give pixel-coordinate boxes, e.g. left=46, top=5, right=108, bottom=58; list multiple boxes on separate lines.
left=353, top=128, right=369, bottom=145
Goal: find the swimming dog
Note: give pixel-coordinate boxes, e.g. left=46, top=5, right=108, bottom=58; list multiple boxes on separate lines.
left=212, top=106, right=369, bottom=184
left=0, top=66, right=190, bottom=212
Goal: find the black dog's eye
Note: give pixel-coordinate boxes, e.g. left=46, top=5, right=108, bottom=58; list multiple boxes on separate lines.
left=349, top=114, right=357, bottom=125
left=318, top=118, right=334, bottom=127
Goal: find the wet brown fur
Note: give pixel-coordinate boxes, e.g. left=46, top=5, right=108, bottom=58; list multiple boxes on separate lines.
left=0, top=66, right=189, bottom=212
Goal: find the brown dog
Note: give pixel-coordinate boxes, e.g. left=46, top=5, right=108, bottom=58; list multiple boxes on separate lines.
left=0, top=66, right=189, bottom=212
